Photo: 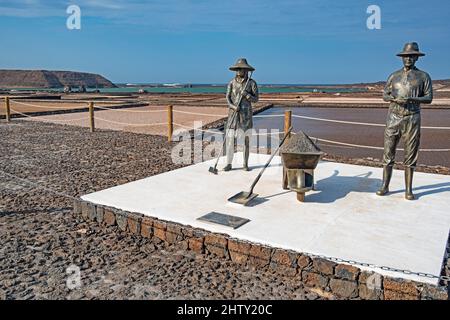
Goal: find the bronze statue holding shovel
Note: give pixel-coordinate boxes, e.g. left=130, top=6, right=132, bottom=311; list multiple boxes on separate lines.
left=224, top=58, right=259, bottom=172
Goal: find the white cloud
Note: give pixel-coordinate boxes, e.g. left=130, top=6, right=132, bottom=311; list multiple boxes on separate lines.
left=84, top=0, right=123, bottom=10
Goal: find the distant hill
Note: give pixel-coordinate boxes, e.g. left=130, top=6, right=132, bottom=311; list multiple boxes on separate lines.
left=433, top=79, right=450, bottom=86
left=335, top=79, right=450, bottom=91
left=0, top=70, right=117, bottom=88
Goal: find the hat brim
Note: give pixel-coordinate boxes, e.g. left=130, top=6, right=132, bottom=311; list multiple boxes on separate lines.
left=396, top=51, right=425, bottom=57
left=229, top=65, right=255, bottom=71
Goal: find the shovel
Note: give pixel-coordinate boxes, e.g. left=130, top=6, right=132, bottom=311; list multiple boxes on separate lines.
left=209, top=71, right=253, bottom=175
left=208, top=109, right=238, bottom=174
left=228, top=126, right=293, bottom=206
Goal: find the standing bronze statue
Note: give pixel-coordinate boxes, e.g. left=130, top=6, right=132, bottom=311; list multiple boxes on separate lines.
left=224, top=58, right=259, bottom=171
left=377, top=42, right=433, bottom=200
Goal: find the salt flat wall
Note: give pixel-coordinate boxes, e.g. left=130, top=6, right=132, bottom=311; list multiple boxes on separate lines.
left=73, top=199, right=449, bottom=300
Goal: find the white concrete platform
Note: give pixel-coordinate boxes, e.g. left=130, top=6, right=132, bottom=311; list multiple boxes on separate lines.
left=81, top=153, right=450, bottom=285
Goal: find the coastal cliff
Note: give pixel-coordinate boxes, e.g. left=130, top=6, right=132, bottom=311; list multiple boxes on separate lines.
left=0, top=70, right=116, bottom=88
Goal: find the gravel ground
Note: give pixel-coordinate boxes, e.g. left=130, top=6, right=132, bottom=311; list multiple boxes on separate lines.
left=0, top=120, right=319, bottom=300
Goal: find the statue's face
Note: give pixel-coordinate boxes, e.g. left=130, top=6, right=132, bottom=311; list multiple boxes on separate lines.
left=236, top=69, right=248, bottom=78
left=402, top=55, right=418, bottom=68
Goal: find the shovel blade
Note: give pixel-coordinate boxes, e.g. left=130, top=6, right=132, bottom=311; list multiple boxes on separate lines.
left=209, top=166, right=218, bottom=175
left=228, top=191, right=259, bottom=206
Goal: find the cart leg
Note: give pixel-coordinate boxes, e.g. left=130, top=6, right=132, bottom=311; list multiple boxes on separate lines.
left=282, top=167, right=289, bottom=190
left=312, top=175, right=315, bottom=191
left=296, top=192, right=305, bottom=202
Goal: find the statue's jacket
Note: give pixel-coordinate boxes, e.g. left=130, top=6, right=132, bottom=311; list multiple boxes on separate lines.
left=226, top=78, right=259, bottom=132
left=383, top=66, right=433, bottom=116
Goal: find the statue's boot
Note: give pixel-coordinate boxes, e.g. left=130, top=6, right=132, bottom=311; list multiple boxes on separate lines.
left=376, top=166, right=393, bottom=196
left=243, top=136, right=250, bottom=171
left=405, top=167, right=415, bottom=200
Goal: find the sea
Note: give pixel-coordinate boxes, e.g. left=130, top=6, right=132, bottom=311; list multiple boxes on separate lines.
left=5, top=85, right=368, bottom=94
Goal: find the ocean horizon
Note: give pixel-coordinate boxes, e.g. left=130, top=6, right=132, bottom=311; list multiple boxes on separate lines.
left=4, top=84, right=369, bottom=94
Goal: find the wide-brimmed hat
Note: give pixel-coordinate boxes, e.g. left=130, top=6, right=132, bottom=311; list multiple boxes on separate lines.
left=229, top=58, right=255, bottom=71
left=397, top=42, right=425, bottom=56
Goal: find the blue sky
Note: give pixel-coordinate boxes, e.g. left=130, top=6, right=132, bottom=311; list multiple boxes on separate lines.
left=1, top=0, right=449, bottom=84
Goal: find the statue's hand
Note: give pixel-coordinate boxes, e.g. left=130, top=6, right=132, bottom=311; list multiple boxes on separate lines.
left=230, top=104, right=240, bottom=112
left=394, top=97, right=408, bottom=105
left=243, top=90, right=252, bottom=100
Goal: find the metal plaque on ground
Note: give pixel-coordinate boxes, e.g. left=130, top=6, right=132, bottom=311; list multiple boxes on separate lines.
left=197, top=212, right=250, bottom=229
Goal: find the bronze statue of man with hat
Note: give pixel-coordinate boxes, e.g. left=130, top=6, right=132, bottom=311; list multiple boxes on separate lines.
left=377, top=42, right=433, bottom=200
left=224, top=58, right=259, bottom=171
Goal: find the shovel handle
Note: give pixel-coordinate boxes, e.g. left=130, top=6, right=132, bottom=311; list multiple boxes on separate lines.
left=248, top=127, right=293, bottom=194
left=211, top=109, right=238, bottom=169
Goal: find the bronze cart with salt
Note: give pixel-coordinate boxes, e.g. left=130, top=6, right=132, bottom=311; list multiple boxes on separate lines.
left=281, top=131, right=323, bottom=202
